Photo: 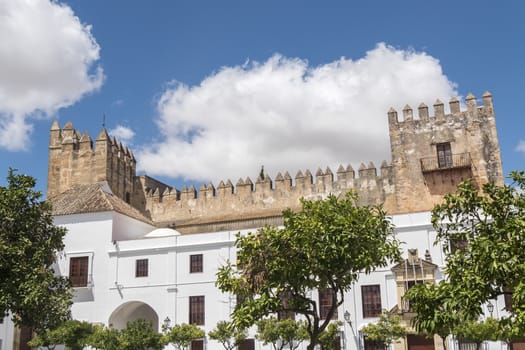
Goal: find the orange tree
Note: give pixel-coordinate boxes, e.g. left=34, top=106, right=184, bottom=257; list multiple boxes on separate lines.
left=406, top=171, right=525, bottom=345
left=216, top=192, right=401, bottom=350
left=0, top=169, right=71, bottom=331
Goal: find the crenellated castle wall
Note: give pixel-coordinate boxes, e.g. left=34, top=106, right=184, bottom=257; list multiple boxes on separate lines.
left=140, top=161, right=395, bottom=232
left=47, top=92, right=503, bottom=233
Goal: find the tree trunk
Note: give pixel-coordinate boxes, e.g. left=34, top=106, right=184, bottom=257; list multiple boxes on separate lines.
left=307, top=335, right=318, bottom=350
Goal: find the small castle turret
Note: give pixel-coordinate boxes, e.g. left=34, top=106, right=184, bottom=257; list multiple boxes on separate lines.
left=47, top=121, right=137, bottom=204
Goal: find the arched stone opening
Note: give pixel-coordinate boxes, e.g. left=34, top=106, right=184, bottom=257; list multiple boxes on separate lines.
left=108, top=301, right=159, bottom=331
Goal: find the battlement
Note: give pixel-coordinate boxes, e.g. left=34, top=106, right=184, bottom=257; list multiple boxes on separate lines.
left=143, top=163, right=394, bottom=200
left=142, top=161, right=395, bottom=232
left=49, top=120, right=136, bottom=162
left=47, top=92, right=503, bottom=233
left=387, top=92, right=493, bottom=127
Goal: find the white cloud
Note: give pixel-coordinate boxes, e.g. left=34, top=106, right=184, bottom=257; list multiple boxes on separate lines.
left=0, top=0, right=103, bottom=151
left=109, top=125, right=135, bottom=144
left=137, top=43, right=458, bottom=186
left=516, top=140, right=525, bottom=154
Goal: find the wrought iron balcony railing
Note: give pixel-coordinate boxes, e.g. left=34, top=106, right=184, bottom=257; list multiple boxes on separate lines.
left=420, top=152, right=471, bottom=173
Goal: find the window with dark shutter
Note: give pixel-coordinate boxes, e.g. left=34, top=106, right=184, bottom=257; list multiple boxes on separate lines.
left=136, top=259, right=148, bottom=277
left=69, top=256, right=89, bottom=287
left=190, top=254, right=203, bottom=273
left=189, top=296, right=205, bottom=325
left=362, top=285, right=382, bottom=318
left=238, top=339, right=255, bottom=350
left=191, top=339, right=204, bottom=350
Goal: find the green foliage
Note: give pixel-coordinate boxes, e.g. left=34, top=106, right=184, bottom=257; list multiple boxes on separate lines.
left=496, top=319, right=525, bottom=345
left=164, top=323, right=205, bottom=350
left=360, top=310, right=407, bottom=348
left=28, top=320, right=94, bottom=350
left=317, top=321, right=343, bottom=350
left=208, top=320, right=247, bottom=350
left=28, top=327, right=61, bottom=350
left=216, top=192, right=401, bottom=350
left=118, top=319, right=164, bottom=350
left=454, top=317, right=499, bottom=350
left=431, top=171, right=525, bottom=333
left=87, top=325, right=120, bottom=350
left=256, top=317, right=308, bottom=350
left=0, top=169, right=72, bottom=331
left=403, top=281, right=462, bottom=350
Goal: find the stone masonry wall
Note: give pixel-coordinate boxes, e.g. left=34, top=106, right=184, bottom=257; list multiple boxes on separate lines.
left=388, top=92, right=503, bottom=214
left=47, top=92, right=503, bottom=233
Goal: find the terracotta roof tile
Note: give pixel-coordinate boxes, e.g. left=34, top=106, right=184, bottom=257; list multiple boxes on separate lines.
left=47, top=182, right=153, bottom=225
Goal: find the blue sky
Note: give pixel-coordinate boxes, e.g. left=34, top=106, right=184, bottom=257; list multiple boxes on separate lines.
left=1, top=0, right=524, bottom=196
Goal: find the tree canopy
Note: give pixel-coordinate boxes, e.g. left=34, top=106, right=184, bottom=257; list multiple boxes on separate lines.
left=0, top=169, right=71, bottom=331
left=118, top=319, right=164, bottom=350
left=360, top=310, right=407, bottom=350
left=256, top=317, right=308, bottom=350
left=216, top=192, right=401, bottom=350
left=208, top=320, right=247, bottom=350
left=403, top=281, right=461, bottom=350
left=430, top=171, right=525, bottom=331
left=454, top=317, right=499, bottom=350
left=405, top=171, right=525, bottom=346
left=164, top=323, right=205, bottom=350
left=28, top=320, right=94, bottom=350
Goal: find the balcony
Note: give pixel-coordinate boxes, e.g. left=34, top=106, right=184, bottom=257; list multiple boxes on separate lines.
left=420, top=152, right=471, bottom=173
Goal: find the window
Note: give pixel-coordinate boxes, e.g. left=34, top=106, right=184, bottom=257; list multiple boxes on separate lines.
left=319, top=288, right=337, bottom=320
left=136, top=259, right=148, bottom=277
left=69, top=256, right=89, bottom=287
left=362, top=285, right=382, bottom=318
left=191, top=339, right=204, bottom=350
left=190, top=254, right=203, bottom=273
left=189, top=296, right=205, bottom=325
left=436, top=142, right=452, bottom=168
left=238, top=339, right=255, bottom=350
left=278, top=291, right=295, bottom=320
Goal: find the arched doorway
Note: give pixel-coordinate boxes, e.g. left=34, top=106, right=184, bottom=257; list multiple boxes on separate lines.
left=108, top=301, right=159, bottom=331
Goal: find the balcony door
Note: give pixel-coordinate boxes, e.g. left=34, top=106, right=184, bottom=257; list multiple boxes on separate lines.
left=436, top=143, right=452, bottom=168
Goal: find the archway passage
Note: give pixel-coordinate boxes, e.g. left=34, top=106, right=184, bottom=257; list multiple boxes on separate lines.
left=108, top=301, right=159, bottom=331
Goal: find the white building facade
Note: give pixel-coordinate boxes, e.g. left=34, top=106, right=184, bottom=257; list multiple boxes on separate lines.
left=5, top=185, right=502, bottom=350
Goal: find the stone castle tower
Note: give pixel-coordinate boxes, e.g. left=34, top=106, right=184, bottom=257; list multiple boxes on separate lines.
left=47, top=92, right=503, bottom=233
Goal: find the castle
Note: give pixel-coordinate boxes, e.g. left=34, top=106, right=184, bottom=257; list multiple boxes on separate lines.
left=1, top=92, right=506, bottom=350
left=46, top=92, right=503, bottom=232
